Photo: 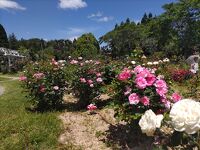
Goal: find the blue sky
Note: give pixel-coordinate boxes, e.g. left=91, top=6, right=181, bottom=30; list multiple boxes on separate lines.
left=0, top=0, right=177, bottom=41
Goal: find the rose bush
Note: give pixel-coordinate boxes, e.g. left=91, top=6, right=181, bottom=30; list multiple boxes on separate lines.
left=112, top=65, right=181, bottom=125
left=20, top=59, right=67, bottom=110
left=70, top=58, right=104, bottom=108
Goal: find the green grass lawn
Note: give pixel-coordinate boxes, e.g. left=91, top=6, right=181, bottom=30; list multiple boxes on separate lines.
left=0, top=80, right=64, bottom=150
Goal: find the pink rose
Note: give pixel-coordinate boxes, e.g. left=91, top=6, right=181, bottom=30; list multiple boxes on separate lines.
left=136, top=69, right=150, bottom=78
left=80, top=63, right=84, bottom=66
left=90, top=84, right=94, bottom=87
left=171, top=93, right=182, bottom=102
left=135, top=77, right=147, bottom=89
left=140, top=96, right=150, bottom=106
left=96, top=77, right=103, bottom=83
left=87, top=80, right=93, bottom=84
left=33, top=73, right=45, bottom=79
left=96, top=73, right=102, bottom=77
left=124, top=86, right=132, bottom=96
left=146, top=73, right=156, bottom=86
left=39, top=85, right=45, bottom=93
left=133, top=65, right=144, bottom=74
left=160, top=97, right=171, bottom=109
left=53, top=86, right=59, bottom=90
left=19, top=76, right=27, bottom=81
left=95, top=61, right=101, bottom=65
left=128, top=93, right=140, bottom=105
left=80, top=78, right=86, bottom=83
left=87, top=104, right=97, bottom=111
left=51, top=58, right=58, bottom=66
left=154, top=79, right=167, bottom=88
left=156, top=87, right=168, bottom=97
left=70, top=60, right=78, bottom=64
left=118, top=70, right=132, bottom=81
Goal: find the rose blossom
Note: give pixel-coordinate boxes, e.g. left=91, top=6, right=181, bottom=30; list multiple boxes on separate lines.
left=87, top=104, right=97, bottom=111
left=118, top=70, right=132, bottom=81
left=139, top=109, right=163, bottom=136
left=135, top=77, right=147, bottom=89
left=136, top=69, right=150, bottom=78
left=80, top=78, right=86, bottom=83
left=169, top=99, right=200, bottom=134
left=156, top=87, right=168, bottom=97
left=87, top=80, right=93, bottom=84
left=53, top=86, right=59, bottom=90
left=133, top=65, right=144, bottom=74
left=78, top=57, right=83, bottom=60
left=146, top=73, right=156, bottom=86
left=131, top=61, right=136, bottom=65
left=90, top=84, right=94, bottom=87
left=128, top=93, right=140, bottom=105
left=96, top=73, right=101, bottom=77
left=124, top=86, right=132, bottom=96
left=70, top=60, right=78, bottom=64
left=140, top=96, right=150, bottom=106
left=19, top=76, right=27, bottom=81
left=171, top=93, right=182, bottom=102
left=96, top=77, right=103, bottom=83
left=39, top=85, right=45, bottom=92
left=154, top=79, right=167, bottom=89
left=33, top=73, right=45, bottom=79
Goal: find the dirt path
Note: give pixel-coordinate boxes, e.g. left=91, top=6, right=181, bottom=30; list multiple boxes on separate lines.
left=58, top=95, right=153, bottom=150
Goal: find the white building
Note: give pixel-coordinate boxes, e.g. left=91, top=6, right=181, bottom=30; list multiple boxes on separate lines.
left=0, top=47, right=25, bottom=72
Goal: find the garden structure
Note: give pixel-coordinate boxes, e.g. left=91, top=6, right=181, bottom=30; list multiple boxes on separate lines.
left=0, top=47, right=25, bottom=73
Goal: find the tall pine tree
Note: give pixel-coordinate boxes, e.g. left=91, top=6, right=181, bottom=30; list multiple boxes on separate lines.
left=9, top=33, right=18, bottom=50
left=0, top=24, right=9, bottom=48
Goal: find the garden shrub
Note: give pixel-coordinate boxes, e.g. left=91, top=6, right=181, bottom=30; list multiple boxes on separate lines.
left=70, top=59, right=104, bottom=108
left=20, top=59, right=67, bottom=110
left=111, top=65, right=180, bottom=123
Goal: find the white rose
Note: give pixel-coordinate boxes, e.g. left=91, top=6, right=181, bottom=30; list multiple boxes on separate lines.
left=153, top=61, right=159, bottom=65
left=139, top=109, right=163, bottom=136
left=147, top=62, right=153, bottom=65
left=163, top=58, right=170, bottom=62
left=169, top=99, right=200, bottom=134
left=78, top=57, right=83, bottom=60
left=141, top=55, right=147, bottom=59
left=131, top=61, right=136, bottom=65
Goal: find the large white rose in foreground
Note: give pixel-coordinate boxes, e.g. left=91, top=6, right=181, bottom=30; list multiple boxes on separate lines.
left=170, top=99, right=200, bottom=134
left=139, top=109, right=163, bottom=136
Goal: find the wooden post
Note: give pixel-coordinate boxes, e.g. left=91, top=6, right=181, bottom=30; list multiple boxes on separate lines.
left=8, top=55, right=11, bottom=72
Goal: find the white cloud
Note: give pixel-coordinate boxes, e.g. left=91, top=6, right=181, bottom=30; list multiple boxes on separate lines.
left=97, top=16, right=113, bottom=22
left=57, top=26, right=99, bottom=40
left=0, top=0, right=26, bottom=10
left=88, top=11, right=113, bottom=23
left=88, top=12, right=103, bottom=18
left=58, top=0, right=87, bottom=9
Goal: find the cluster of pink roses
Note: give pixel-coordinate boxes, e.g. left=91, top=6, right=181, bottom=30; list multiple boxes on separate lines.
left=80, top=72, right=103, bottom=88
left=118, top=65, right=182, bottom=109
left=33, top=72, right=45, bottom=79
left=129, top=93, right=150, bottom=106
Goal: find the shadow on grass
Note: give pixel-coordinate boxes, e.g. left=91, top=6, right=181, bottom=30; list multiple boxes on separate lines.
left=102, top=123, right=153, bottom=150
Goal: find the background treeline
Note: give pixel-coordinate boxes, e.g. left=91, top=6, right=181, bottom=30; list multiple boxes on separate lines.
left=0, top=0, right=200, bottom=60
